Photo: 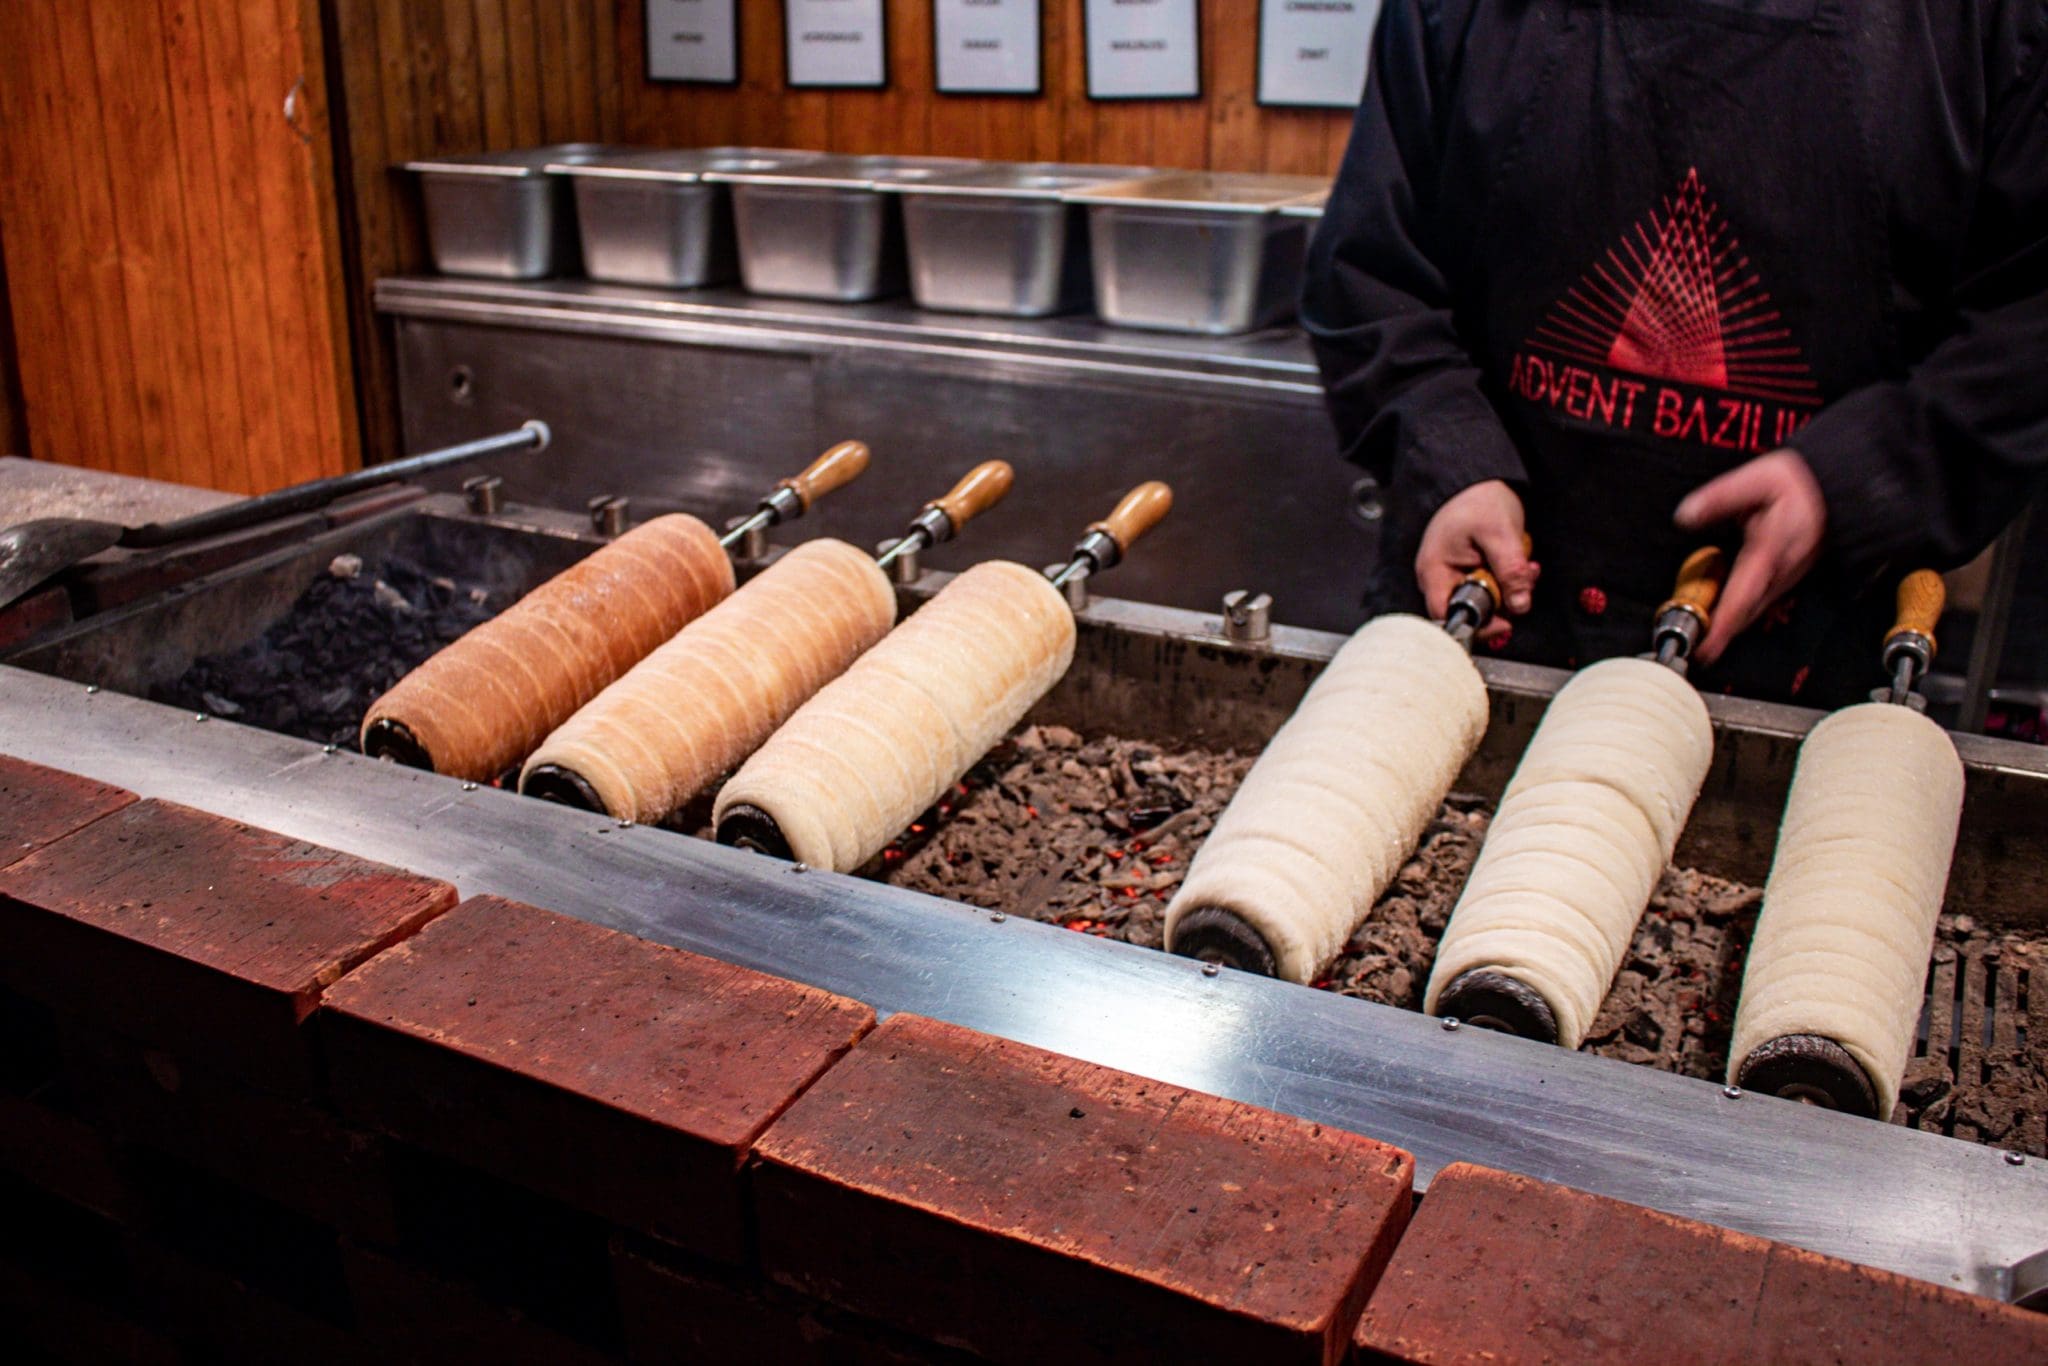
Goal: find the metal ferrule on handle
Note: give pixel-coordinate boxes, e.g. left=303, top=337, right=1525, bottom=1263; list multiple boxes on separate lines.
left=1443, top=579, right=1499, bottom=650
left=119, top=421, right=550, bottom=550
left=1875, top=569, right=1945, bottom=709
left=1648, top=546, right=1727, bottom=676
left=874, top=505, right=954, bottom=571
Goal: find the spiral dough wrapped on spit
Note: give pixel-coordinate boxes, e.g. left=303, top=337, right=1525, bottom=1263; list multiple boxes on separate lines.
left=361, top=514, right=733, bottom=781
left=1425, top=657, right=1714, bottom=1047
left=715, top=561, right=1076, bottom=873
left=1727, top=704, right=1963, bottom=1117
left=520, top=539, right=897, bottom=822
left=1164, top=615, right=1489, bottom=985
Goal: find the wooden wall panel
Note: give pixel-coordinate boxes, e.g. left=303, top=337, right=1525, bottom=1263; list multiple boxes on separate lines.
left=0, top=0, right=355, bottom=493
left=616, top=1, right=1353, bottom=174
left=0, top=238, right=24, bottom=460
left=327, top=0, right=619, bottom=464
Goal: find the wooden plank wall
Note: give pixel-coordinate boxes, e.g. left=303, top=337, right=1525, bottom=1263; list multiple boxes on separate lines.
left=0, top=0, right=357, bottom=493
left=327, top=0, right=621, bottom=464
left=618, top=0, right=1355, bottom=174
left=0, top=240, right=25, bottom=460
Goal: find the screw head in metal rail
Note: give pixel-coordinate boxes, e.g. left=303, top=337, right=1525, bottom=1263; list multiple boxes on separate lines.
left=194, top=712, right=209, bottom=722
left=616, top=818, right=634, bottom=830
left=2007, top=1151, right=2026, bottom=1167
left=322, top=743, right=338, bottom=755
left=1201, top=962, right=1221, bottom=978
left=789, top=862, right=809, bottom=874
left=1442, top=1017, right=1462, bottom=1032
left=1723, top=1085, right=1743, bottom=1099
left=990, top=912, right=1006, bottom=923
left=461, top=781, right=478, bottom=791
left=84, top=684, right=99, bottom=694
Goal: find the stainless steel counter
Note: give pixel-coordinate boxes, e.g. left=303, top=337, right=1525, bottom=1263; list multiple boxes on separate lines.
left=375, top=276, right=1375, bottom=632
left=2, top=656, right=2042, bottom=1304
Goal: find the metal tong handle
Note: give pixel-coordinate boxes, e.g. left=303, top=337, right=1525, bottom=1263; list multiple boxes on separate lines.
left=1050, top=481, right=1174, bottom=589
left=1878, top=569, right=1945, bottom=707
left=118, top=422, right=550, bottom=549
left=720, top=440, right=873, bottom=549
left=875, top=460, right=1015, bottom=568
left=1650, top=546, right=1727, bottom=673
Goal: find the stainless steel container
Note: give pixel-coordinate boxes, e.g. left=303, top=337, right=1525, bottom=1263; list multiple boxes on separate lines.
left=552, top=147, right=822, bottom=289
left=1066, top=173, right=1332, bottom=335
left=707, top=155, right=976, bottom=302
left=882, top=163, right=1152, bottom=318
left=404, top=144, right=640, bottom=279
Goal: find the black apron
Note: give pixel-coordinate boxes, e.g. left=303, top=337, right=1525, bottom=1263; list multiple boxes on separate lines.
left=1456, top=0, right=1898, bottom=702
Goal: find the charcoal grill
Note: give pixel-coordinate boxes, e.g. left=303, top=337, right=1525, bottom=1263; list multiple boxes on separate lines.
left=3, top=489, right=2047, bottom=1303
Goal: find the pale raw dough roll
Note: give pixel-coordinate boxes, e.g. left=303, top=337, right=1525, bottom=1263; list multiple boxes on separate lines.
left=715, top=561, right=1076, bottom=872
left=1425, top=657, right=1714, bottom=1046
left=1728, top=704, right=1963, bottom=1117
left=519, top=540, right=896, bottom=822
left=361, top=514, right=733, bottom=781
left=1163, top=615, right=1489, bottom=984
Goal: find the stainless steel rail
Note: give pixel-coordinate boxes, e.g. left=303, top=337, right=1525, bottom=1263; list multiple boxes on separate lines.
left=2, top=660, right=2043, bottom=1301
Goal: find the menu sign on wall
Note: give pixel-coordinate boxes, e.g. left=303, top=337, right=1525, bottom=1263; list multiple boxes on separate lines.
left=1083, top=0, right=1201, bottom=101
left=934, top=0, right=1042, bottom=95
left=1257, top=0, right=1380, bottom=109
left=644, top=0, right=739, bottom=85
left=784, top=0, right=888, bottom=89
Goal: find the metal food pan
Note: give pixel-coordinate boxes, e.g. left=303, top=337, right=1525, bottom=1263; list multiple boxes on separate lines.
left=553, top=147, right=822, bottom=289
left=883, top=163, right=1153, bottom=318
left=1064, top=173, right=1332, bottom=335
left=707, top=154, right=978, bottom=302
left=403, top=144, right=642, bottom=279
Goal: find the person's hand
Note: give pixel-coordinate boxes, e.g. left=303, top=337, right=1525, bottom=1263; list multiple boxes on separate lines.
left=1674, top=450, right=1827, bottom=666
left=1417, top=479, right=1538, bottom=645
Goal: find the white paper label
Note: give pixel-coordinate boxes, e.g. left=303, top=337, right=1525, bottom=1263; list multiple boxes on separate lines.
left=934, top=0, right=1042, bottom=94
left=645, top=0, right=739, bottom=84
left=785, top=0, right=887, bottom=88
left=1257, top=0, right=1379, bottom=108
left=1084, top=0, right=1200, bottom=100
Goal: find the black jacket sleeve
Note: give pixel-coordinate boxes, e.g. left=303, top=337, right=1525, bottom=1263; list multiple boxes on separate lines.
left=1794, top=5, right=2048, bottom=574
left=1301, top=0, right=1526, bottom=529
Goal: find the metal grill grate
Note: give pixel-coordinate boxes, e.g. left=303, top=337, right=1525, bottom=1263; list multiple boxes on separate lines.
left=1908, top=940, right=2044, bottom=1153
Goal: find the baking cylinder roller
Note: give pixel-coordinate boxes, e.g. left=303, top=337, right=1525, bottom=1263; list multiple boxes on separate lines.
left=714, top=482, right=1172, bottom=871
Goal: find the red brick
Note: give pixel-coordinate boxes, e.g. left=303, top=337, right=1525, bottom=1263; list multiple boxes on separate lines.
left=321, top=895, right=874, bottom=1264
left=753, top=1013, right=1415, bottom=1366
left=1353, top=1163, right=2048, bottom=1365
left=127, top=1236, right=370, bottom=1366
left=0, top=1091, right=133, bottom=1222
left=0, top=1256, right=184, bottom=1366
left=612, top=1235, right=969, bottom=1366
left=342, top=1242, right=619, bottom=1366
left=0, top=798, right=455, bottom=1091
left=0, top=753, right=133, bottom=870
left=61, top=1024, right=399, bottom=1243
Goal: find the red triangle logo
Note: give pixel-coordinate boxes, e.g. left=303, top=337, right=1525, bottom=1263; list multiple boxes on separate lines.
left=1528, top=169, right=1819, bottom=405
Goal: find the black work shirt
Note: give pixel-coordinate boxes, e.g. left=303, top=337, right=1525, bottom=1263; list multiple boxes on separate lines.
left=1304, top=0, right=2048, bottom=703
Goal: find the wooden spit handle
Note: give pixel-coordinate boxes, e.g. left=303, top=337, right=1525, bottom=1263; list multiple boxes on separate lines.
left=1886, top=569, right=1946, bottom=656
left=779, top=440, right=871, bottom=511
left=1459, top=532, right=1534, bottom=609
left=1660, top=546, right=1727, bottom=625
left=928, top=460, right=1015, bottom=530
left=1091, top=481, right=1174, bottom=554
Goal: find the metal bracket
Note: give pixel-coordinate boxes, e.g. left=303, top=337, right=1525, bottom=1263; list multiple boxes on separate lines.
left=1221, top=590, right=1272, bottom=645
left=462, top=474, right=503, bottom=516
left=879, top=539, right=921, bottom=585
left=726, top=514, right=769, bottom=562
left=587, top=495, right=631, bottom=537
